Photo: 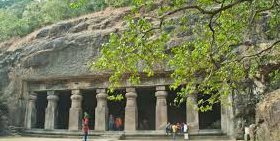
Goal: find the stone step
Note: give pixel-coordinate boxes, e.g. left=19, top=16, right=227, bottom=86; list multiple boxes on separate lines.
left=20, top=129, right=230, bottom=140
left=123, top=133, right=229, bottom=140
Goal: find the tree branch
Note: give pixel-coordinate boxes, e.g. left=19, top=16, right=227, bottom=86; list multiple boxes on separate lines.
left=208, top=14, right=220, bottom=69
left=238, top=39, right=280, bottom=61
left=250, top=0, right=277, bottom=24
left=160, top=0, right=252, bottom=19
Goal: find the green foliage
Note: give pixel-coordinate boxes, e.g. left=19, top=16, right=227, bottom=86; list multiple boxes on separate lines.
left=89, top=0, right=280, bottom=111
left=0, top=9, right=28, bottom=39
left=269, top=70, right=280, bottom=90
left=0, top=0, right=109, bottom=41
left=90, top=0, right=108, bottom=11
left=0, top=0, right=25, bottom=8
left=105, top=0, right=131, bottom=7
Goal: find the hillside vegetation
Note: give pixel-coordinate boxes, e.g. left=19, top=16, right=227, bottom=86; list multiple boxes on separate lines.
left=0, top=0, right=131, bottom=41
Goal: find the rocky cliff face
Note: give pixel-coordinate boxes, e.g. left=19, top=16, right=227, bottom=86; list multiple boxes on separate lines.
left=0, top=7, right=130, bottom=129
left=255, top=89, right=280, bottom=141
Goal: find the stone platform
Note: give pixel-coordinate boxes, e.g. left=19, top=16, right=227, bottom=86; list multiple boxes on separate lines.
left=19, top=129, right=229, bottom=140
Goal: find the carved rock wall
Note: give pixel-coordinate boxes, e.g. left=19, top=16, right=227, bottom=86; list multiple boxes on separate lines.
left=255, top=89, right=280, bottom=141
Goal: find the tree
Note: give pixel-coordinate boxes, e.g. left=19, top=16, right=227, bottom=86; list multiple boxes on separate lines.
left=0, top=0, right=24, bottom=8
left=89, top=0, right=280, bottom=110
left=0, top=9, right=28, bottom=39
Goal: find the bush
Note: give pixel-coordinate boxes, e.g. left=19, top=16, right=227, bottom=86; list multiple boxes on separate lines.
left=0, top=9, right=29, bottom=40
left=0, top=0, right=131, bottom=41
left=105, top=0, right=131, bottom=7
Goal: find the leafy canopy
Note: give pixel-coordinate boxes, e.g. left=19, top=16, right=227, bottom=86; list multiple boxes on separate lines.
left=89, top=0, right=280, bottom=110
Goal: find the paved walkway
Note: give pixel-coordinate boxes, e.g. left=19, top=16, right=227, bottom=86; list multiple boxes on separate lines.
left=0, top=137, right=235, bottom=141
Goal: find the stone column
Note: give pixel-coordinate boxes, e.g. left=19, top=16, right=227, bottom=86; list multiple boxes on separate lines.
left=69, top=89, right=83, bottom=130
left=155, top=86, right=168, bottom=130
left=95, top=88, right=108, bottom=131
left=186, top=94, right=199, bottom=134
left=221, top=93, right=234, bottom=137
left=221, top=102, right=228, bottom=134
left=125, top=88, right=138, bottom=131
left=26, top=92, right=37, bottom=129
left=44, top=90, right=59, bottom=130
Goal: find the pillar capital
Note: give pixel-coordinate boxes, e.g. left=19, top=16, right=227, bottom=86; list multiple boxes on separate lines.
left=126, top=92, right=137, bottom=98
left=71, top=89, right=82, bottom=101
left=126, top=88, right=137, bottom=98
left=96, top=88, right=106, bottom=93
left=47, top=94, right=59, bottom=101
left=96, top=93, right=108, bottom=99
left=155, top=90, right=168, bottom=98
left=71, top=89, right=81, bottom=95
left=126, top=87, right=136, bottom=93
left=28, top=93, right=37, bottom=101
left=188, top=93, right=197, bottom=101
left=47, top=90, right=55, bottom=95
left=156, top=86, right=166, bottom=91
left=71, top=94, right=82, bottom=101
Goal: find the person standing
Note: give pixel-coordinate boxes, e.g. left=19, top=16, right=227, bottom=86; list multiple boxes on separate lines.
left=172, top=124, right=178, bottom=140
left=115, top=117, right=122, bottom=131
left=109, top=114, right=114, bottom=131
left=82, top=112, right=89, bottom=141
left=165, top=122, right=171, bottom=135
left=183, top=123, right=189, bottom=140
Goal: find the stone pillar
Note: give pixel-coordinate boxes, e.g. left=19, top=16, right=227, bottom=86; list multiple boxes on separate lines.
left=125, top=88, right=138, bottom=131
left=155, top=86, right=168, bottom=130
left=221, top=92, right=235, bottom=137
left=69, top=89, right=83, bottom=130
left=44, top=90, right=59, bottom=130
left=186, top=94, right=199, bottom=134
left=95, top=88, right=108, bottom=131
left=221, top=102, right=228, bottom=134
left=26, top=92, right=37, bottom=129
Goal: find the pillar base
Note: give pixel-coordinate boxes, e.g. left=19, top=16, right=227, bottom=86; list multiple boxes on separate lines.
left=156, top=105, right=167, bottom=130
left=125, top=107, right=138, bottom=131
left=68, top=108, right=82, bottom=130
left=95, top=107, right=108, bottom=131
left=44, top=107, right=57, bottom=130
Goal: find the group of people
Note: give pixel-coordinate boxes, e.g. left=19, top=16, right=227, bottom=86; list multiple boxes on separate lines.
left=82, top=112, right=189, bottom=141
left=165, top=122, right=189, bottom=140
left=108, top=114, right=123, bottom=131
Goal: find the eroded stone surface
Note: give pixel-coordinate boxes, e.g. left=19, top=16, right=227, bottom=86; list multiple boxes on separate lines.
left=255, top=89, right=280, bottom=141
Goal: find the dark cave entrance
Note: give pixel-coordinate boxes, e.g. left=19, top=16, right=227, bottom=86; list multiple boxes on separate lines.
left=35, top=91, right=47, bottom=129
left=136, top=87, right=156, bottom=130
left=107, top=89, right=126, bottom=131
left=167, top=87, right=186, bottom=124
left=198, top=93, right=221, bottom=129
left=82, top=89, right=97, bottom=130
left=57, top=90, right=71, bottom=129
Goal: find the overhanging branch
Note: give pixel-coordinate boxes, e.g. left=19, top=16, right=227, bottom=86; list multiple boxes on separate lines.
left=238, top=39, right=280, bottom=61
left=160, top=0, right=252, bottom=18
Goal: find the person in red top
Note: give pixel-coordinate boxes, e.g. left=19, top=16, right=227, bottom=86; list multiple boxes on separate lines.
left=83, top=112, right=89, bottom=141
left=114, top=117, right=122, bottom=131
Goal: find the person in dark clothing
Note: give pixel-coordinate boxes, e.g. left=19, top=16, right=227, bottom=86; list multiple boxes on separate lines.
left=165, top=122, right=172, bottom=135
